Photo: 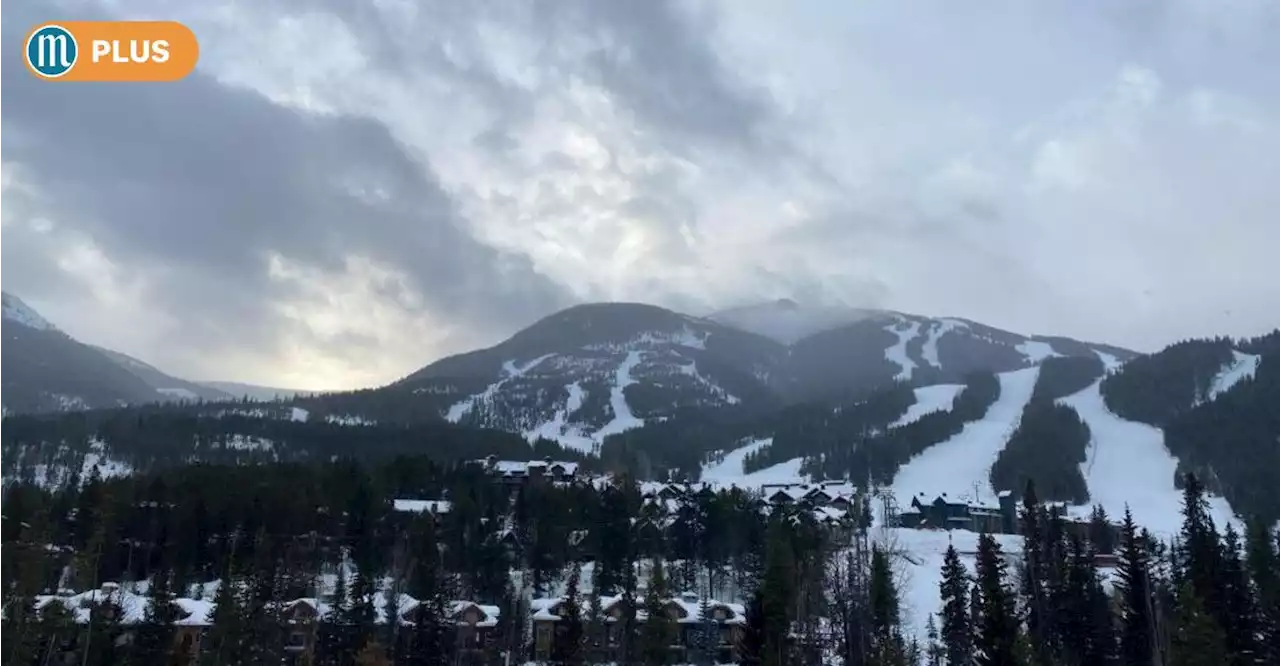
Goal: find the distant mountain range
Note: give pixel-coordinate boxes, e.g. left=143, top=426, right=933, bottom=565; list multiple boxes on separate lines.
left=1, top=292, right=306, bottom=413
left=3, top=291, right=1277, bottom=526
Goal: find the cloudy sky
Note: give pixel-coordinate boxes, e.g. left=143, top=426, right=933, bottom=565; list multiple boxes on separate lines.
left=4, top=0, right=1279, bottom=390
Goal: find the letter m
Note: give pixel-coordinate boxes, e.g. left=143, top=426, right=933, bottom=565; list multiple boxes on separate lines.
left=37, top=33, right=71, bottom=68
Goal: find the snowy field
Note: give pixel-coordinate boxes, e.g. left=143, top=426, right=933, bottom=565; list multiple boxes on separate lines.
left=890, top=384, right=965, bottom=428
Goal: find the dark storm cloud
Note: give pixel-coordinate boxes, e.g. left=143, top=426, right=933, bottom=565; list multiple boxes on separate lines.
left=0, top=5, right=570, bottom=361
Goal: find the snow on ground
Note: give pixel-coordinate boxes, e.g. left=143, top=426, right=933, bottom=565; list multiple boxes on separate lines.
left=1207, top=350, right=1260, bottom=400
left=921, top=319, right=964, bottom=368
left=223, top=435, right=274, bottom=452
left=445, top=354, right=554, bottom=422
left=884, top=320, right=921, bottom=380
left=1096, top=350, right=1122, bottom=372
left=700, top=437, right=773, bottom=483
left=890, top=384, right=965, bottom=428
left=678, top=359, right=740, bottom=405
left=880, top=527, right=1024, bottom=647
left=594, top=351, right=647, bottom=440
left=1015, top=339, right=1061, bottom=364
left=157, top=387, right=200, bottom=400
left=2, top=293, right=57, bottom=330
left=290, top=407, right=310, bottom=422
left=524, top=382, right=596, bottom=454
left=733, top=456, right=808, bottom=489
left=892, top=367, right=1040, bottom=507
left=325, top=414, right=376, bottom=426
left=1059, top=379, right=1238, bottom=537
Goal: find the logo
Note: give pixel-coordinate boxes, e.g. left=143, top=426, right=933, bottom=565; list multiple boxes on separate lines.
left=23, top=21, right=199, bottom=82
left=26, top=24, right=77, bottom=79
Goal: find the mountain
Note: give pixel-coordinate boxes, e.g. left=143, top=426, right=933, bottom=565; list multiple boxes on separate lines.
left=366, top=301, right=1137, bottom=454
left=89, top=346, right=234, bottom=402
left=2, top=293, right=166, bottom=413
left=0, top=292, right=236, bottom=412
left=706, top=298, right=881, bottom=344
left=197, top=381, right=311, bottom=401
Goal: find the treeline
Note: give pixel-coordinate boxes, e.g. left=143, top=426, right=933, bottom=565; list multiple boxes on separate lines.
left=925, top=477, right=1280, bottom=666
left=1164, top=353, right=1280, bottom=525
left=0, top=411, right=589, bottom=480
left=1100, top=337, right=1236, bottom=425
left=990, top=356, right=1104, bottom=503
left=743, top=383, right=915, bottom=474
left=805, top=371, right=1001, bottom=483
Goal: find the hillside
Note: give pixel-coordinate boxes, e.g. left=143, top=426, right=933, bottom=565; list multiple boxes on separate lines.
left=362, top=301, right=1136, bottom=452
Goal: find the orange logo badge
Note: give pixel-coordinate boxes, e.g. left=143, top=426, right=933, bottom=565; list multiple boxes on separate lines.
left=24, top=21, right=199, bottom=82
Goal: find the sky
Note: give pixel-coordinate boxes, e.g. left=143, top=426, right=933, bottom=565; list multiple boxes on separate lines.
left=3, top=0, right=1279, bottom=390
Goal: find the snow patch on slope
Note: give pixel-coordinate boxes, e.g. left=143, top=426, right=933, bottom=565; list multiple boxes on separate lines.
left=884, top=321, right=921, bottom=380
left=2, top=293, right=57, bottom=331
left=1015, top=339, right=1061, bottom=364
left=1207, top=351, right=1260, bottom=400
left=525, top=382, right=596, bottom=454
left=445, top=354, right=555, bottom=423
left=920, top=319, right=964, bottom=368
left=890, top=384, right=965, bottom=428
left=290, top=407, right=310, bottom=422
left=157, top=388, right=200, bottom=400
left=892, top=366, right=1040, bottom=507
left=701, top=437, right=773, bottom=483
left=1059, top=379, right=1237, bottom=537
left=679, top=359, right=740, bottom=405
left=594, top=351, right=646, bottom=440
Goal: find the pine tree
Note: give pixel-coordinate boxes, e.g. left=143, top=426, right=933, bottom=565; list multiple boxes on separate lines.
left=1217, top=523, right=1258, bottom=666
left=137, top=569, right=181, bottom=665
left=760, top=517, right=795, bottom=666
left=554, top=564, right=586, bottom=665
left=1244, top=518, right=1280, bottom=665
left=1116, top=508, right=1155, bottom=666
left=641, top=559, right=675, bottom=665
left=1018, top=481, right=1051, bottom=665
left=924, top=615, right=945, bottom=666
left=1169, top=582, right=1227, bottom=666
left=974, top=534, right=1020, bottom=666
left=939, top=545, right=973, bottom=666
left=737, top=590, right=766, bottom=666
left=868, top=546, right=909, bottom=666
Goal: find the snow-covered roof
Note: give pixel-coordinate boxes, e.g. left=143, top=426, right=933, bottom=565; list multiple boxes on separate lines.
left=531, top=594, right=745, bottom=625
left=35, top=585, right=212, bottom=626
left=392, top=499, right=452, bottom=514
left=477, top=459, right=580, bottom=476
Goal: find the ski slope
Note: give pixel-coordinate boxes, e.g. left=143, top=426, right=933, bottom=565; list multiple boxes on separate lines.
left=920, top=319, right=963, bottom=368
left=1059, top=379, right=1238, bottom=536
left=701, top=437, right=774, bottom=483
left=594, top=351, right=646, bottom=440
left=889, top=384, right=965, bottom=428
left=892, top=366, right=1039, bottom=506
left=884, top=321, right=921, bottom=380
left=445, top=354, right=554, bottom=422
left=1207, top=350, right=1260, bottom=400
left=1015, top=339, right=1061, bottom=363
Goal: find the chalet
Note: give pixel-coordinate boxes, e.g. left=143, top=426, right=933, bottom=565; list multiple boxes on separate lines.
left=896, top=491, right=1018, bottom=534
left=532, top=593, right=746, bottom=663
left=472, top=456, right=581, bottom=486
left=33, top=583, right=214, bottom=665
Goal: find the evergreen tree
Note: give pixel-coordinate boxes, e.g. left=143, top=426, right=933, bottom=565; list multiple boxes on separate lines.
left=1169, top=582, right=1228, bottom=666
left=1017, top=481, right=1052, bottom=665
left=1244, top=518, right=1280, bottom=665
left=924, top=615, right=945, bottom=666
left=737, top=590, right=766, bottom=666
left=868, top=546, right=909, bottom=666
left=1217, top=523, right=1257, bottom=666
left=1116, top=508, right=1155, bottom=666
left=136, top=569, right=181, bottom=665
left=974, top=534, right=1020, bottom=666
left=554, top=564, right=586, bottom=666
left=938, top=545, right=973, bottom=666
left=641, top=559, right=675, bottom=665
left=760, top=517, right=796, bottom=666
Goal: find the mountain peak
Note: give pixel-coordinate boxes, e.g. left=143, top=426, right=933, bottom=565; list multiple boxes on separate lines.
left=2, top=292, right=58, bottom=332
left=707, top=299, right=884, bottom=344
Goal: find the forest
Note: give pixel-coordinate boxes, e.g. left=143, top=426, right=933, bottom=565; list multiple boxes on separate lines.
left=3, top=448, right=1278, bottom=666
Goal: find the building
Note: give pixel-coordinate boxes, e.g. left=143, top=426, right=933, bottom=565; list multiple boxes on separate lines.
left=33, top=583, right=213, bottom=665
left=471, top=455, right=581, bottom=486
left=531, top=592, right=746, bottom=663
left=896, top=491, right=1018, bottom=534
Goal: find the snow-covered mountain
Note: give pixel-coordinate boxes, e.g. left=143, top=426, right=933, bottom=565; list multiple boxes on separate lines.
left=0, top=292, right=237, bottom=412
left=384, top=301, right=1136, bottom=453
left=2, top=292, right=58, bottom=331
left=706, top=298, right=881, bottom=344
